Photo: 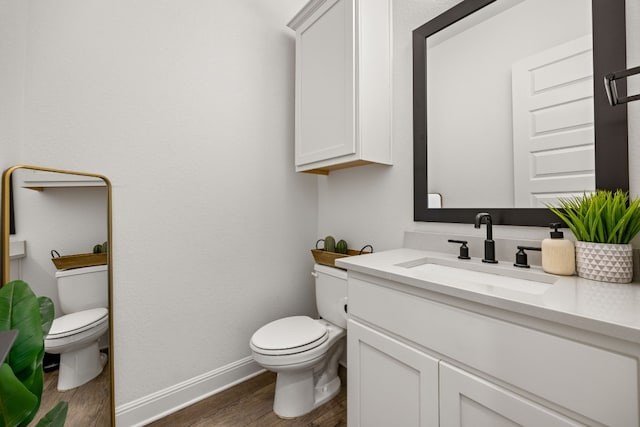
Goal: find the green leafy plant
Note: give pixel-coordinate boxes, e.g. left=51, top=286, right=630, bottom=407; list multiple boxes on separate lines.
left=0, top=280, right=68, bottom=427
left=548, top=190, right=640, bottom=244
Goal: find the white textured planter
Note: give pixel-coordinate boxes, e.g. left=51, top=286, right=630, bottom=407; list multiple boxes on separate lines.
left=575, top=241, right=633, bottom=283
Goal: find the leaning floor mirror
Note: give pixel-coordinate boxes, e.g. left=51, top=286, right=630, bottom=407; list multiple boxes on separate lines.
left=1, top=165, right=114, bottom=426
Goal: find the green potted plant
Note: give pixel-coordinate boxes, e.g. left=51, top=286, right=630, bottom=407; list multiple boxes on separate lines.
left=0, top=280, right=68, bottom=426
left=548, top=190, right=640, bottom=283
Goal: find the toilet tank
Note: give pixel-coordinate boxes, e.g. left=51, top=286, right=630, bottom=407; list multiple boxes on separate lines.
left=55, top=265, right=108, bottom=314
left=314, top=264, right=347, bottom=328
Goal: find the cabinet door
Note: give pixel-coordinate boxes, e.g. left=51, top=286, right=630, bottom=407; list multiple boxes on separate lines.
left=440, top=362, right=585, bottom=427
left=294, top=0, right=356, bottom=167
left=348, top=320, right=439, bottom=427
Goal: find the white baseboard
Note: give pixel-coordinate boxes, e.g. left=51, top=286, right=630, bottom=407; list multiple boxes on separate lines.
left=115, top=356, right=264, bottom=426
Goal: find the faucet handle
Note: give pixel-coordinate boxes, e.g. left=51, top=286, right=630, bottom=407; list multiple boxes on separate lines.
left=448, top=239, right=470, bottom=260
left=514, top=246, right=541, bottom=268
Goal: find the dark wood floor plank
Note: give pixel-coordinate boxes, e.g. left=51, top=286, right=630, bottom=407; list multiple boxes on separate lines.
left=35, top=360, right=346, bottom=426
left=151, top=367, right=347, bottom=427
left=35, top=357, right=111, bottom=426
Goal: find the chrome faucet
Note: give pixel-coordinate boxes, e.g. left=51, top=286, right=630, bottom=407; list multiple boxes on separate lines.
left=474, top=212, right=498, bottom=263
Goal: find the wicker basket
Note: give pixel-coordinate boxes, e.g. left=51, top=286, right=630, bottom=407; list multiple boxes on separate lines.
left=51, top=252, right=107, bottom=270
left=311, top=246, right=372, bottom=269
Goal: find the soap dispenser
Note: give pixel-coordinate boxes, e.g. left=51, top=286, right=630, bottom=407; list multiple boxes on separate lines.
left=541, top=223, right=575, bottom=276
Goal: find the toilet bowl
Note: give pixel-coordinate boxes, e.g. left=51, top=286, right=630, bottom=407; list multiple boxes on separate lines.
left=251, top=316, right=345, bottom=418
left=250, top=264, right=347, bottom=418
left=45, top=265, right=109, bottom=391
left=45, top=307, right=109, bottom=391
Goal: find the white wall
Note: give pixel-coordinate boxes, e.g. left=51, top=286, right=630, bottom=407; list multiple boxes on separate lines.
left=0, top=0, right=26, bottom=171
left=0, top=0, right=316, bottom=417
left=319, top=0, right=640, bottom=253
left=0, top=0, right=26, bottom=294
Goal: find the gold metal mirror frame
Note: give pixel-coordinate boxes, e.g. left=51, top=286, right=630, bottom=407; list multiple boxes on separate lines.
left=1, top=164, right=115, bottom=426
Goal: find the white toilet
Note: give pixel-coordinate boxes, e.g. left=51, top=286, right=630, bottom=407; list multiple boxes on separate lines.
left=44, top=264, right=109, bottom=391
left=250, top=264, right=347, bottom=419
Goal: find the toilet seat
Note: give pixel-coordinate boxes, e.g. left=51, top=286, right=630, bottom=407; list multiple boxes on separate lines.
left=251, top=316, right=328, bottom=356
left=47, top=307, right=108, bottom=338
left=251, top=319, right=345, bottom=370
left=45, top=308, right=108, bottom=353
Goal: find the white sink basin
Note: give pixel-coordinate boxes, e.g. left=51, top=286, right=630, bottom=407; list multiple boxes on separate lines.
left=396, top=257, right=556, bottom=295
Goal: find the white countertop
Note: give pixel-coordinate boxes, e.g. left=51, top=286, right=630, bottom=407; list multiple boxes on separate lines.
left=336, top=248, right=640, bottom=344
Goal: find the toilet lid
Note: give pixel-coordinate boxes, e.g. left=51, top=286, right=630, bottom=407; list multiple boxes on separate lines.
left=251, top=316, right=328, bottom=353
left=47, top=307, right=108, bottom=339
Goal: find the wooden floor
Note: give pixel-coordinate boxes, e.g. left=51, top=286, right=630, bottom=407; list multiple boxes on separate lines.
left=150, top=366, right=347, bottom=427
left=35, top=356, right=112, bottom=426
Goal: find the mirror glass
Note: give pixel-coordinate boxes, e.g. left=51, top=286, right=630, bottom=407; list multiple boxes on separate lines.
left=428, top=0, right=592, bottom=208
left=414, top=0, right=628, bottom=225
left=1, top=166, right=114, bottom=426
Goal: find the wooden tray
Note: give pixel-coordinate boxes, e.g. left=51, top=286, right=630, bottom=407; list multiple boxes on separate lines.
left=51, top=253, right=107, bottom=270
left=311, top=246, right=371, bottom=269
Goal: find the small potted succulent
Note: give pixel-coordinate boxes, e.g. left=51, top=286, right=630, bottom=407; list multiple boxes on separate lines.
left=548, top=190, right=640, bottom=283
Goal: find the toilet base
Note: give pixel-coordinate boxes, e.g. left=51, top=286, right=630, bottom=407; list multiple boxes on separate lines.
left=273, top=368, right=341, bottom=419
left=272, top=339, right=344, bottom=419
left=57, top=342, right=107, bottom=391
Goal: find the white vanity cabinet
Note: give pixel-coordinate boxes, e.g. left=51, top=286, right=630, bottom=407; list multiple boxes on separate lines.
left=347, top=273, right=640, bottom=427
left=439, top=363, right=584, bottom=427
left=348, top=319, right=439, bottom=426
left=287, top=0, right=392, bottom=174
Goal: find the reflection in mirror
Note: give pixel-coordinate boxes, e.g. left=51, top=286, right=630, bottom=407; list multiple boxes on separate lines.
left=428, top=0, right=592, bottom=208
left=1, top=165, right=114, bottom=426
left=413, top=0, right=628, bottom=225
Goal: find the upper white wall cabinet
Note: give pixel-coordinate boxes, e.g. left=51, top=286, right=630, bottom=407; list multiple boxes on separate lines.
left=288, top=0, right=392, bottom=174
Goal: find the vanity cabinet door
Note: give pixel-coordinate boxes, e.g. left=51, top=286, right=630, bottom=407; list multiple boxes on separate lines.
left=348, top=319, right=439, bottom=427
left=288, top=0, right=392, bottom=174
left=439, top=362, right=585, bottom=427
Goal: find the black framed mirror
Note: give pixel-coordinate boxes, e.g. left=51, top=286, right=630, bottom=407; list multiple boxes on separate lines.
left=413, top=0, right=628, bottom=226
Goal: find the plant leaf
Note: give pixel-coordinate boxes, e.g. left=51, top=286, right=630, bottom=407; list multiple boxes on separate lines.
left=0, top=363, right=38, bottom=427
left=34, top=401, right=68, bottom=427
left=18, top=358, right=44, bottom=426
left=0, top=281, right=43, bottom=378
left=0, top=281, right=50, bottom=427
left=548, top=190, right=640, bottom=243
left=37, top=297, right=54, bottom=337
